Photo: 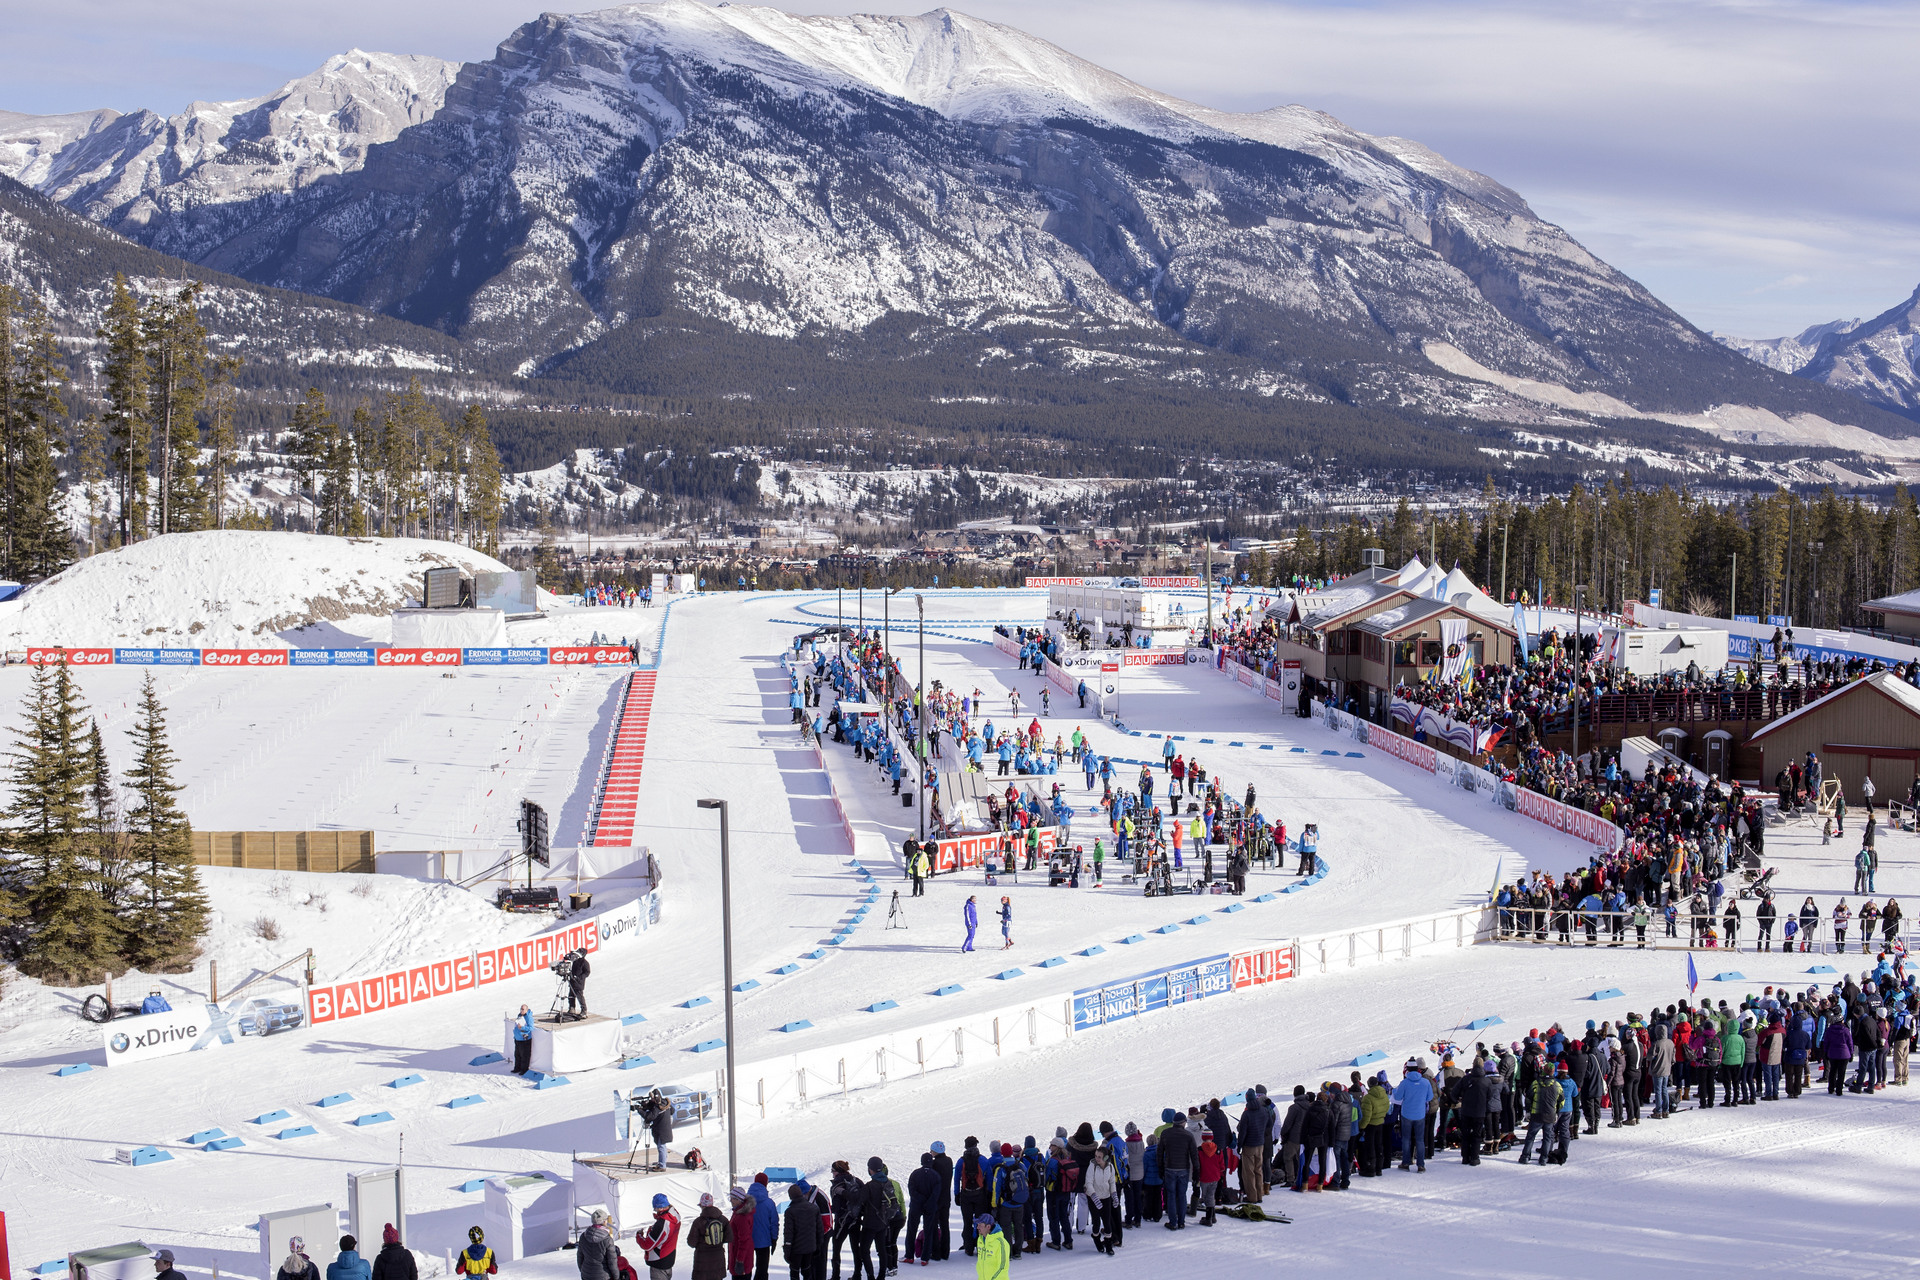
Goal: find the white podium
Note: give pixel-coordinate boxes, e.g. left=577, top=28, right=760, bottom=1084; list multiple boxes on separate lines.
left=503, top=1012, right=625, bottom=1075
left=573, top=1156, right=728, bottom=1236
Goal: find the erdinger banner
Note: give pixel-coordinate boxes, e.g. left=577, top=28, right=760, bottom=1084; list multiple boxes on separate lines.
left=113, top=648, right=200, bottom=666
left=929, top=826, right=1063, bottom=873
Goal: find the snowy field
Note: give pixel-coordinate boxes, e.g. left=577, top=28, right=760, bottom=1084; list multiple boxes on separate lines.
left=1, top=566, right=1915, bottom=1278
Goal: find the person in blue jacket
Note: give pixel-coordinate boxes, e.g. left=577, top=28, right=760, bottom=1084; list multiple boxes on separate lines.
left=962, top=896, right=978, bottom=953
left=997, top=739, right=1014, bottom=776
left=326, top=1238, right=370, bottom=1280
left=748, top=1179, right=780, bottom=1273
left=1389, top=1063, right=1434, bottom=1172
left=511, top=1003, right=534, bottom=1075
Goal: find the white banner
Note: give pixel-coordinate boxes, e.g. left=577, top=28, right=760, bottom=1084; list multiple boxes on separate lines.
left=102, top=1004, right=226, bottom=1066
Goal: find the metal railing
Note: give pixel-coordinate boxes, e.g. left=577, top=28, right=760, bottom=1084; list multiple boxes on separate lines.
left=1492, top=909, right=1911, bottom=956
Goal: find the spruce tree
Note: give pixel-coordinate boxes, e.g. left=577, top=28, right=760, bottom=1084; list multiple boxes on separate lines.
left=202, top=377, right=239, bottom=530
left=145, top=284, right=210, bottom=535
left=84, top=718, right=132, bottom=911
left=123, top=672, right=204, bottom=971
left=6, top=659, right=124, bottom=983
left=460, top=405, right=504, bottom=552
left=10, top=312, right=74, bottom=580
left=98, top=275, right=150, bottom=544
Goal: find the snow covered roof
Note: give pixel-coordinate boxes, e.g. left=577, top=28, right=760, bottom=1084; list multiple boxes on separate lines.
left=1862, top=587, right=1920, bottom=618
left=1351, top=594, right=1519, bottom=639
left=1749, top=670, right=1920, bottom=742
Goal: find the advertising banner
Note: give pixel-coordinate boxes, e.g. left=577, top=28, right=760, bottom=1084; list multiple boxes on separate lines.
left=1136, top=576, right=1202, bottom=589
left=1023, top=577, right=1084, bottom=588
left=1123, top=650, right=1188, bottom=666
left=1514, top=788, right=1621, bottom=851
left=463, top=648, right=551, bottom=666
left=1368, top=725, right=1438, bottom=773
left=201, top=649, right=290, bottom=668
left=288, top=648, right=378, bottom=666
left=930, top=826, right=1063, bottom=874
left=1229, top=944, right=1296, bottom=989
left=1389, top=699, right=1499, bottom=755
left=305, top=892, right=658, bottom=1025
left=549, top=646, right=634, bottom=665
left=113, top=648, right=199, bottom=666
left=26, top=647, right=113, bottom=665
left=101, top=1004, right=225, bottom=1066
left=1071, top=953, right=1230, bottom=1031
left=375, top=647, right=462, bottom=667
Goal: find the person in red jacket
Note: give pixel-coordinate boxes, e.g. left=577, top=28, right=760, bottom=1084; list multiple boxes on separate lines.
left=727, top=1189, right=756, bottom=1279
left=1194, top=1137, right=1225, bottom=1227
left=638, top=1195, right=682, bottom=1280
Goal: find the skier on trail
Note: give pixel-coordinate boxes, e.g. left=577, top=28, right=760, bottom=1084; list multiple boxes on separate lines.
left=962, top=895, right=978, bottom=953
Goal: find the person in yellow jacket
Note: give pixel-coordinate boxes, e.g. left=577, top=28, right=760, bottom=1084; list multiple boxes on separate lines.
left=973, top=1214, right=1008, bottom=1280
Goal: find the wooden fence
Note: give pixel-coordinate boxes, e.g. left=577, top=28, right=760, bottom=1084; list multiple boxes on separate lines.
left=191, top=831, right=375, bottom=873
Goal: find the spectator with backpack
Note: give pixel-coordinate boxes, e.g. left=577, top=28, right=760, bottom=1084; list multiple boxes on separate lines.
left=782, top=1186, right=822, bottom=1280
left=865, top=1157, right=906, bottom=1275
left=953, top=1138, right=989, bottom=1256
left=1041, top=1139, right=1075, bottom=1251
left=989, top=1142, right=1029, bottom=1256
left=690, top=1196, right=731, bottom=1280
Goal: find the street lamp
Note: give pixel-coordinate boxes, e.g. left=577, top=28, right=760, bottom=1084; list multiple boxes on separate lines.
left=1572, top=584, right=1587, bottom=770
left=1809, top=540, right=1824, bottom=629
left=694, top=798, right=739, bottom=1190
left=925, top=594, right=933, bottom=844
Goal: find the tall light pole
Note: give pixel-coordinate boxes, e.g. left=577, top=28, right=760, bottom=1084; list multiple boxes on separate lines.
left=694, top=798, right=738, bottom=1190
left=925, top=594, right=933, bottom=844
left=1572, top=584, right=1586, bottom=769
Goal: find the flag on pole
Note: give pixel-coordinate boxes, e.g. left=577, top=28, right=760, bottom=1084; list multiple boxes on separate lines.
left=1686, top=952, right=1699, bottom=995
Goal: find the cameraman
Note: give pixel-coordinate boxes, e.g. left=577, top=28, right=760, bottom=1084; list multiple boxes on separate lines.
left=639, top=1089, right=675, bottom=1169
left=564, top=950, right=590, bottom=1018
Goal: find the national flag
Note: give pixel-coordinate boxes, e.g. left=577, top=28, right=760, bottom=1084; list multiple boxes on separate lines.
left=1686, top=952, right=1699, bottom=995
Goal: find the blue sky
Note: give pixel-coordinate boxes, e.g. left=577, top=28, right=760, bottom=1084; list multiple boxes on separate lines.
left=7, top=0, right=1916, bottom=337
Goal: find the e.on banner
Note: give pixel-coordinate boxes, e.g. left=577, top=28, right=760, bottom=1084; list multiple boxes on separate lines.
left=201, top=649, right=290, bottom=667
left=549, top=646, right=634, bottom=665
left=375, top=647, right=462, bottom=667
left=1229, top=944, right=1296, bottom=989
left=26, top=647, right=114, bottom=665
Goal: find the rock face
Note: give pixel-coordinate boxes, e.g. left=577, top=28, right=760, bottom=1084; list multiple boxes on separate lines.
left=0, top=3, right=1900, bottom=434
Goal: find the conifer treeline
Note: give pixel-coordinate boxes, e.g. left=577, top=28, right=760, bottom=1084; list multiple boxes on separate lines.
left=1, top=669, right=203, bottom=984
left=3, top=273, right=510, bottom=575
left=1245, top=479, right=1920, bottom=629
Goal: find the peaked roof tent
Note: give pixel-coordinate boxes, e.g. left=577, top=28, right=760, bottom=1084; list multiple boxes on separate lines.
left=1749, top=670, right=1920, bottom=743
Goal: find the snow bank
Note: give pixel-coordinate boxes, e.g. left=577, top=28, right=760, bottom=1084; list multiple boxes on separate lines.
left=0, top=530, right=515, bottom=648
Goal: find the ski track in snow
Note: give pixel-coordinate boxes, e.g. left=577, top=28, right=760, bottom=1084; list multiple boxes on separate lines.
left=0, top=586, right=1914, bottom=1277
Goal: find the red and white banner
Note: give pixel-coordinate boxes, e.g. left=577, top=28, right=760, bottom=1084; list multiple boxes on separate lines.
left=992, top=635, right=1022, bottom=660
left=1368, top=727, right=1437, bottom=773
left=1229, top=944, right=1297, bottom=989
left=1024, top=577, right=1084, bottom=588
left=1514, top=788, right=1622, bottom=851
left=1137, top=576, right=1202, bottom=589
left=25, top=647, right=113, bottom=665
left=1125, top=650, right=1188, bottom=667
left=930, top=826, right=1063, bottom=874
left=548, top=646, right=635, bottom=665
left=306, top=915, right=607, bottom=1024
left=375, top=647, right=463, bottom=667
left=200, top=649, right=290, bottom=667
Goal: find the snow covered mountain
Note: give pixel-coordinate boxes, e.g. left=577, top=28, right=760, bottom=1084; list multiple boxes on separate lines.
left=1717, top=285, right=1920, bottom=421
left=0, top=51, right=457, bottom=251
left=0, top=2, right=1905, bottom=444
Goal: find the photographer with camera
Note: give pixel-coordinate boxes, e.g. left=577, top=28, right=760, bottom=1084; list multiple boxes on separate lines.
left=639, top=1088, right=676, bottom=1171
left=556, top=949, right=591, bottom=1019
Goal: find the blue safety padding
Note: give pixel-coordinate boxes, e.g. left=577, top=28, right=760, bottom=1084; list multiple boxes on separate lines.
left=1713, top=972, right=1745, bottom=982
left=316, top=1092, right=353, bottom=1107
left=458, top=1178, right=488, bottom=1192
left=993, top=969, right=1023, bottom=980
left=1467, top=1016, right=1504, bottom=1031
left=1590, top=988, right=1624, bottom=1001
left=276, top=1126, right=318, bottom=1140
left=1119, top=933, right=1148, bottom=944
left=470, top=1053, right=504, bottom=1066
left=1037, top=957, right=1067, bottom=968
left=773, top=964, right=800, bottom=975
left=1080, top=945, right=1107, bottom=956
left=867, top=999, right=898, bottom=1012
left=352, top=1111, right=395, bottom=1126
left=619, top=1055, right=656, bottom=1069
left=389, top=1073, right=424, bottom=1089
left=1352, top=1051, right=1386, bottom=1067
left=204, top=1136, right=244, bottom=1152
left=534, top=1074, right=571, bottom=1089
left=680, top=996, right=712, bottom=1009
left=622, top=1012, right=649, bottom=1025
left=1153, top=924, right=1180, bottom=934
left=1345, top=751, right=1365, bottom=758
left=56, top=1062, right=93, bottom=1076
left=186, top=1128, right=226, bottom=1145
left=690, top=1039, right=725, bottom=1053
left=448, top=1094, right=485, bottom=1108
left=934, top=984, right=964, bottom=997
left=802, top=950, right=826, bottom=960
left=734, top=979, right=761, bottom=992
left=253, top=1109, right=291, bottom=1125
left=778, top=1020, right=813, bottom=1032
left=129, top=1146, right=173, bottom=1166
left=1187, top=916, right=1210, bottom=926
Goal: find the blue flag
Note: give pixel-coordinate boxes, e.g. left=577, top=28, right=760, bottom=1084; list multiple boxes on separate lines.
left=1686, top=952, right=1699, bottom=995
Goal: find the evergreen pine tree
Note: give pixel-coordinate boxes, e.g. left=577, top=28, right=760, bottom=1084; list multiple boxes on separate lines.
left=145, top=284, right=210, bottom=535
left=123, top=672, right=205, bottom=971
left=202, top=376, right=239, bottom=530
left=98, top=275, right=150, bottom=545
left=6, top=659, right=124, bottom=983
left=84, top=717, right=132, bottom=911
left=72, top=415, right=110, bottom=556
left=11, top=312, right=74, bottom=579
left=460, top=405, right=504, bottom=552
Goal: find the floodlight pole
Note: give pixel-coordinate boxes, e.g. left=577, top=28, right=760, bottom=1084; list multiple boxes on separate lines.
left=917, top=594, right=927, bottom=843
left=695, top=798, right=738, bottom=1189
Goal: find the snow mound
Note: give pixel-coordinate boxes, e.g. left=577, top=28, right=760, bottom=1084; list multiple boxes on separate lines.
left=0, top=531, right=515, bottom=648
